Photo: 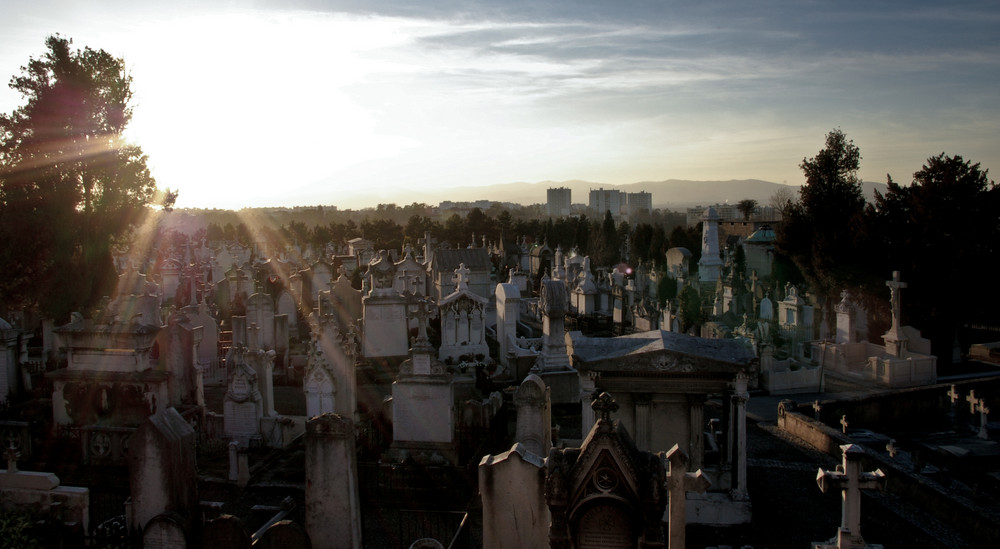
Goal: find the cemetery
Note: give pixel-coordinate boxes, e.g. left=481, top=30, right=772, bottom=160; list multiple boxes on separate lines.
left=0, top=202, right=998, bottom=549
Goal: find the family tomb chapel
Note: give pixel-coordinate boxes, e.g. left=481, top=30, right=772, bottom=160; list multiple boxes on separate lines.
left=568, top=328, right=758, bottom=525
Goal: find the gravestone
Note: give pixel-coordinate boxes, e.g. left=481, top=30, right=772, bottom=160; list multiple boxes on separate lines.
left=129, top=408, right=198, bottom=535
left=276, top=290, right=298, bottom=331
left=388, top=300, right=456, bottom=464
left=362, top=251, right=409, bottom=358
left=202, top=514, right=251, bottom=549
left=143, top=512, right=188, bottom=549
left=246, top=293, right=276, bottom=349
left=223, top=350, right=263, bottom=447
left=495, top=283, right=522, bottom=369
left=305, top=414, right=361, bottom=549
left=533, top=279, right=571, bottom=372
left=665, top=444, right=710, bottom=549
left=479, top=444, right=549, bottom=549
left=515, top=374, right=551, bottom=458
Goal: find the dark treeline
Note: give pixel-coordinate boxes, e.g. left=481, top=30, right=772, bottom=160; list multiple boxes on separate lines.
left=202, top=204, right=694, bottom=270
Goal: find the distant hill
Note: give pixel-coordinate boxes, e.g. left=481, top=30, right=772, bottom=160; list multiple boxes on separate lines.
left=429, top=178, right=887, bottom=210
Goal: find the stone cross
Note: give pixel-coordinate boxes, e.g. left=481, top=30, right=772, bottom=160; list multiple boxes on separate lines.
left=816, top=444, right=886, bottom=549
left=947, top=384, right=961, bottom=406
left=233, top=268, right=249, bottom=295
left=976, top=400, right=991, bottom=440
left=840, top=414, right=849, bottom=434
left=406, top=294, right=437, bottom=346
left=813, top=400, right=823, bottom=420
left=665, top=444, right=711, bottom=549
left=591, top=392, right=619, bottom=422
left=4, top=444, right=19, bottom=473
left=453, top=263, right=471, bottom=291
left=885, top=439, right=898, bottom=458
left=885, top=270, right=907, bottom=334
left=966, top=389, right=982, bottom=415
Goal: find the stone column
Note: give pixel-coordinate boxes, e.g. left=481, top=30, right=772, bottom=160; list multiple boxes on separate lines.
left=731, top=373, right=749, bottom=500
left=634, top=395, right=651, bottom=451
left=579, top=373, right=597, bottom=434
left=305, top=413, right=362, bottom=549
left=687, top=395, right=705, bottom=470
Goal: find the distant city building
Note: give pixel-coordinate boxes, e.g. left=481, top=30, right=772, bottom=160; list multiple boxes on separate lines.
left=589, top=188, right=623, bottom=218
left=625, top=191, right=653, bottom=219
left=547, top=187, right=572, bottom=217
left=686, top=203, right=783, bottom=227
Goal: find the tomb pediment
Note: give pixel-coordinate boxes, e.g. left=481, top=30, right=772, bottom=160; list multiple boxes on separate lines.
left=569, top=330, right=757, bottom=377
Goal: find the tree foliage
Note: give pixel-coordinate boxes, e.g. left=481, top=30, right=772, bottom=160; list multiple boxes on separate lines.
left=777, top=129, right=870, bottom=302
left=0, top=35, right=163, bottom=319
left=736, top=199, right=757, bottom=220
left=869, top=153, right=999, bottom=356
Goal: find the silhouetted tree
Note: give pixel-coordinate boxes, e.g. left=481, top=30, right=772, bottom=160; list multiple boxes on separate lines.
left=871, top=153, right=999, bottom=357
left=0, top=35, right=164, bottom=319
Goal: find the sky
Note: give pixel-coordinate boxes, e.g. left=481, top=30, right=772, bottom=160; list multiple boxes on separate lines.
left=1, top=0, right=998, bottom=210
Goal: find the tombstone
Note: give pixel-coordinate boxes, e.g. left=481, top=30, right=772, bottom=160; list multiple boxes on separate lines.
left=254, top=519, right=311, bottom=549
left=572, top=257, right=599, bottom=315
left=245, top=325, right=277, bottom=417
left=161, top=311, right=200, bottom=407
left=129, top=408, right=198, bottom=535
left=495, top=283, right=522, bottom=369
left=438, top=263, right=490, bottom=363
left=665, top=444, right=711, bottom=549
left=305, top=414, right=361, bottom=549
left=304, top=364, right=336, bottom=419
left=388, top=303, right=456, bottom=464
left=202, top=514, right=251, bottom=549
left=362, top=251, right=409, bottom=358
left=223, top=350, right=264, bottom=447
left=276, top=290, right=298, bottom=331
left=142, top=512, right=189, bottom=549
left=815, top=444, right=887, bottom=549
left=183, top=301, right=220, bottom=369
left=533, top=279, right=571, bottom=372
left=514, top=374, right=551, bottom=458
left=246, top=293, right=276, bottom=349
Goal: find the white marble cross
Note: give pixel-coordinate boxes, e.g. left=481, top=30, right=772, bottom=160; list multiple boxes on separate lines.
left=665, top=444, right=711, bottom=549
left=885, top=270, right=907, bottom=333
left=817, top=444, right=886, bottom=548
